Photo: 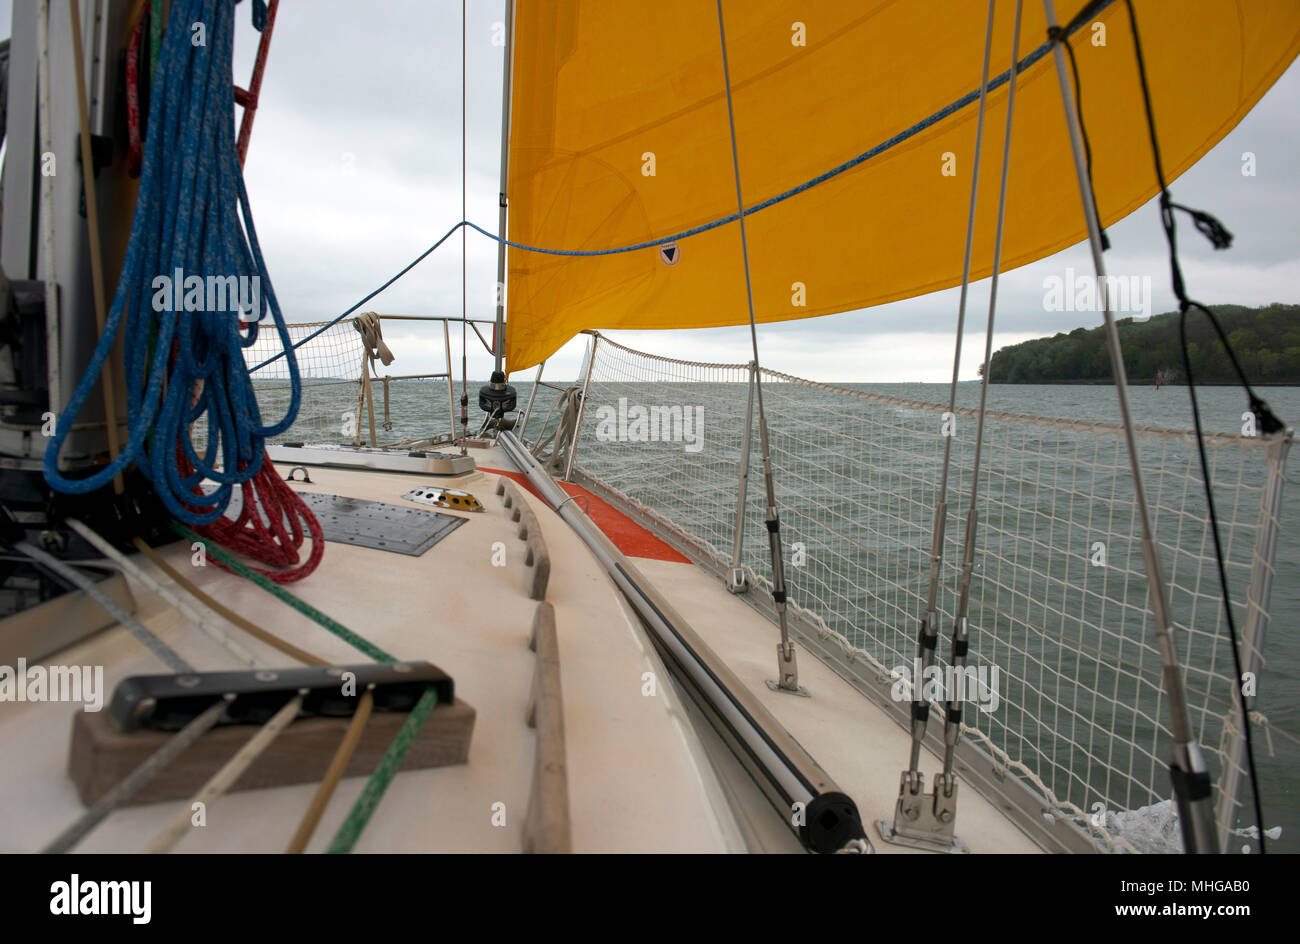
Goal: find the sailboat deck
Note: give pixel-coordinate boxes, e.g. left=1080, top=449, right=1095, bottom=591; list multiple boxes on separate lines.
left=629, top=555, right=1041, bottom=853
left=1, top=444, right=1042, bottom=853
left=1, top=451, right=740, bottom=853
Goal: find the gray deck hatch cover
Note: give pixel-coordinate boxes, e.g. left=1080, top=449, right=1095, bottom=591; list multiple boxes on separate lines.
left=297, top=492, right=466, bottom=557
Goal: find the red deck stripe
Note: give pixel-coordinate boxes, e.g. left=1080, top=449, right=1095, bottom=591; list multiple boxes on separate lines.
left=481, top=468, right=689, bottom=563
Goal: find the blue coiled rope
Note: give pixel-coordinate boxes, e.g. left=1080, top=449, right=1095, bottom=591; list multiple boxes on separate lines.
left=44, top=0, right=299, bottom=526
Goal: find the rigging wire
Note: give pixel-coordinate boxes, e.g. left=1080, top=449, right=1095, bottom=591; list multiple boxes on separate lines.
left=1045, top=0, right=1110, bottom=250
left=906, top=0, right=998, bottom=791
left=1121, top=0, right=1280, bottom=853
left=945, top=0, right=1024, bottom=789
left=459, top=0, right=469, bottom=453
left=714, top=0, right=798, bottom=689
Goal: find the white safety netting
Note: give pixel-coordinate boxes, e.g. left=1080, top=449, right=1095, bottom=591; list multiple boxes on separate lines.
left=238, top=319, right=457, bottom=446
left=571, top=333, right=1290, bottom=852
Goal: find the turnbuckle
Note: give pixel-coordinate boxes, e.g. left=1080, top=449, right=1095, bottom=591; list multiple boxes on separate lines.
left=877, top=769, right=969, bottom=854
left=766, top=641, right=810, bottom=697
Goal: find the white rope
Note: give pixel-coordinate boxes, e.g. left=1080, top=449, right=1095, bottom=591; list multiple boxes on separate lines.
left=144, top=693, right=304, bottom=853
left=43, top=696, right=233, bottom=853
left=13, top=540, right=192, bottom=673
left=65, top=519, right=258, bottom=667
left=352, top=312, right=395, bottom=366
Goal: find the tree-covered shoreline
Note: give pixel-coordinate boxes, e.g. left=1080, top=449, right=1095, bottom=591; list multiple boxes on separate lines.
left=985, top=303, right=1300, bottom=385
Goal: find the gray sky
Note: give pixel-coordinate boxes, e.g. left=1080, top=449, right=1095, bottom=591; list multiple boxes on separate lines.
left=9, top=1, right=1299, bottom=382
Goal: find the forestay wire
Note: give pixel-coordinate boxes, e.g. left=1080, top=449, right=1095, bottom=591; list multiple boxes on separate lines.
left=714, top=0, right=798, bottom=688
left=948, top=0, right=1024, bottom=788
left=904, top=0, right=998, bottom=798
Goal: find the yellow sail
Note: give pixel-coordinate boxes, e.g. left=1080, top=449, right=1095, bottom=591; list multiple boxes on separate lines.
left=504, top=0, right=1300, bottom=371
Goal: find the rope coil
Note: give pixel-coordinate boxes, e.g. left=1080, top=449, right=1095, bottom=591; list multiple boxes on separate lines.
left=43, top=0, right=302, bottom=529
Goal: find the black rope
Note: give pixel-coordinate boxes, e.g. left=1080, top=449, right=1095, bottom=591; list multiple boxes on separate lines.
left=1060, top=0, right=1113, bottom=36
left=1046, top=18, right=1110, bottom=251
left=1124, top=0, right=1281, bottom=853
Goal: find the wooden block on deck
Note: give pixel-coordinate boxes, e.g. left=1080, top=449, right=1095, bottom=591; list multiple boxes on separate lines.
left=68, top=697, right=475, bottom=807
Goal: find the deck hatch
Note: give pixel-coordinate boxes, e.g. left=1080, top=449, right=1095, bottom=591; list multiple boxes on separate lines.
left=297, top=492, right=465, bottom=556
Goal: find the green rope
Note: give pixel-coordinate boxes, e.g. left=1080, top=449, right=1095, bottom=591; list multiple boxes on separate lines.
left=326, top=686, right=439, bottom=854
left=167, top=522, right=436, bottom=851
left=149, top=0, right=161, bottom=84
left=169, top=522, right=396, bottom=663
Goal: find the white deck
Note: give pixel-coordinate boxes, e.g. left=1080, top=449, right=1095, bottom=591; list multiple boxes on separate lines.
left=0, top=444, right=1037, bottom=853
left=629, top=557, right=1040, bottom=853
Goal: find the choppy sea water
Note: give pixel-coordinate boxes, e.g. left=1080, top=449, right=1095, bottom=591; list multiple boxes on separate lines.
left=835, top=384, right=1299, bottom=853
left=258, top=377, right=1299, bottom=851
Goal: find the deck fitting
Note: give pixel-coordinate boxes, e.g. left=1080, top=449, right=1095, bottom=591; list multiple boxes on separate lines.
left=766, top=642, right=810, bottom=697
left=877, top=772, right=969, bottom=853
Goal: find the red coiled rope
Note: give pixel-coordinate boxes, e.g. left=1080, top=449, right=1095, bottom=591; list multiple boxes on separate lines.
left=176, top=0, right=321, bottom=585
left=180, top=448, right=324, bottom=584
left=125, top=2, right=146, bottom=177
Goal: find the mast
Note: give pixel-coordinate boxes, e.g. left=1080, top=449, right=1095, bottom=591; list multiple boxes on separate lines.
left=492, top=0, right=515, bottom=377
left=476, top=0, right=519, bottom=431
